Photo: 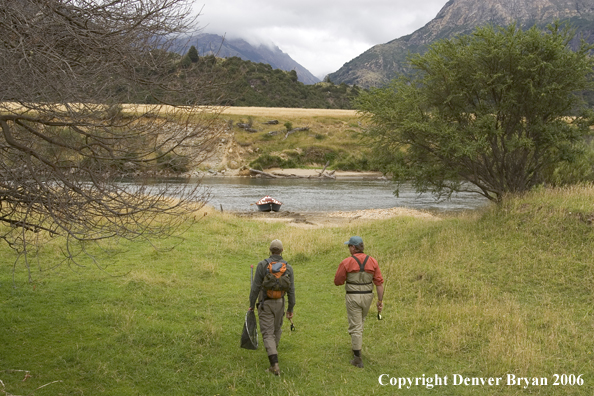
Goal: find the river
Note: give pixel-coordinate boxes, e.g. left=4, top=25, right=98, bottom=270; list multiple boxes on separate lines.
left=191, top=177, right=490, bottom=213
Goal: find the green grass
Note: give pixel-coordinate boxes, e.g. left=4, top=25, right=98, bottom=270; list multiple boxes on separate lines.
left=1, top=185, right=594, bottom=395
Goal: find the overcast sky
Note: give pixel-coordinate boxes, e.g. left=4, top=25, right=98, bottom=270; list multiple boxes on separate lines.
left=193, top=0, right=449, bottom=79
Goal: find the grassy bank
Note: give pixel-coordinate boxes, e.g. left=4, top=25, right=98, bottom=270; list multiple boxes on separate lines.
left=1, top=185, right=593, bottom=395
left=216, top=107, right=371, bottom=172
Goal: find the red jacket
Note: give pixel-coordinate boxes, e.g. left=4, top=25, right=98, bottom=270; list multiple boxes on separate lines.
left=334, top=253, right=384, bottom=286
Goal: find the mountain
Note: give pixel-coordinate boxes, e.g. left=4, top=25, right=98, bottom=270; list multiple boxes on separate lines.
left=185, top=33, right=320, bottom=85
left=328, top=0, right=594, bottom=88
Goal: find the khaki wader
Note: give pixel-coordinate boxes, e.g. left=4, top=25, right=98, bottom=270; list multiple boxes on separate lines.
left=346, top=293, right=374, bottom=350
left=258, top=297, right=285, bottom=356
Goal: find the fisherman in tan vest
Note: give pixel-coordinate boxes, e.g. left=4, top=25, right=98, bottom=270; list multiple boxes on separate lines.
left=249, top=239, right=295, bottom=375
left=334, top=236, right=384, bottom=368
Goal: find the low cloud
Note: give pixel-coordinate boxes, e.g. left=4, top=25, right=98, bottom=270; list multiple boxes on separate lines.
left=195, top=0, right=448, bottom=78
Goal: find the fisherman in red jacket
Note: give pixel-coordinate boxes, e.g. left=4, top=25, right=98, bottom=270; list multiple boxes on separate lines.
left=334, top=236, right=384, bottom=368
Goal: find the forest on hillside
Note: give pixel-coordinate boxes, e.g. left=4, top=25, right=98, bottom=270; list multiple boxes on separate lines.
left=131, top=48, right=363, bottom=109
left=213, top=56, right=362, bottom=109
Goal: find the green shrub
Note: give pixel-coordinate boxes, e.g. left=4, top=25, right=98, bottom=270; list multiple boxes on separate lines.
left=333, top=154, right=373, bottom=171
left=302, top=146, right=339, bottom=165
left=179, top=55, right=192, bottom=69
left=544, top=142, right=594, bottom=186
left=248, top=154, right=298, bottom=170
left=187, top=45, right=199, bottom=63
left=157, top=151, right=191, bottom=173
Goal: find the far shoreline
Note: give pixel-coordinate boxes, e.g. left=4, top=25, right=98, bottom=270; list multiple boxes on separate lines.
left=256, top=167, right=386, bottom=179
left=194, top=167, right=388, bottom=180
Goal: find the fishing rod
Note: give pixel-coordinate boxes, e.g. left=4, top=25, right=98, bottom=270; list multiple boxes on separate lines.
left=378, top=260, right=390, bottom=320
left=378, top=270, right=385, bottom=320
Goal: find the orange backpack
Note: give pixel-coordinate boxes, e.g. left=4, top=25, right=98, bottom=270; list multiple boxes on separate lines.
left=261, top=259, right=291, bottom=299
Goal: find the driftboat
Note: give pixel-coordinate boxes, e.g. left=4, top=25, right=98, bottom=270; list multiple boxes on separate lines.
left=255, top=196, right=282, bottom=212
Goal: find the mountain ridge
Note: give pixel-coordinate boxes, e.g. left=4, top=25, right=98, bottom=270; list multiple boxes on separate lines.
left=328, top=0, right=594, bottom=88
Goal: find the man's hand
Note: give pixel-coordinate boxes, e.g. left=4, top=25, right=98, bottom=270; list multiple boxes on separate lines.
left=248, top=307, right=254, bottom=311
left=286, top=311, right=294, bottom=320
left=376, top=300, right=384, bottom=313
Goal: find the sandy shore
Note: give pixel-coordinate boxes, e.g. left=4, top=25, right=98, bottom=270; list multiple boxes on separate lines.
left=233, top=207, right=439, bottom=229
left=256, top=167, right=387, bottom=180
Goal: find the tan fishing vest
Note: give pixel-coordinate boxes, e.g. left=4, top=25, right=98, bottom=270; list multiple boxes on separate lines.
left=345, top=255, right=374, bottom=294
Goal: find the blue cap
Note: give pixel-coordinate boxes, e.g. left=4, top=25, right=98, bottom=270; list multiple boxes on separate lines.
left=344, top=236, right=363, bottom=246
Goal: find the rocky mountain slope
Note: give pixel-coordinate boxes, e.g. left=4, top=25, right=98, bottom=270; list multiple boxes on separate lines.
left=186, top=33, right=320, bottom=85
left=328, top=0, right=594, bottom=88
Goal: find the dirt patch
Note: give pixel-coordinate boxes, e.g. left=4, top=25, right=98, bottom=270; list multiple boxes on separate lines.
left=233, top=207, right=439, bottom=229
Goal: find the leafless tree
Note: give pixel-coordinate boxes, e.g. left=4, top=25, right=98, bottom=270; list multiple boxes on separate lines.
left=0, top=0, right=229, bottom=277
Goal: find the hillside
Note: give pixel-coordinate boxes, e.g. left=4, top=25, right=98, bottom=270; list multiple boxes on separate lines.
left=180, top=33, right=320, bottom=85
left=176, top=54, right=361, bottom=109
left=328, top=0, right=594, bottom=88
left=187, top=107, right=372, bottom=177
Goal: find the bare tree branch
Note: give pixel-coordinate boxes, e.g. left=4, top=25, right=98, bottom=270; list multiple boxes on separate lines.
left=0, top=0, right=228, bottom=274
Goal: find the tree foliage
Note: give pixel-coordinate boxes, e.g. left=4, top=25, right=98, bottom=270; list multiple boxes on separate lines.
left=196, top=56, right=362, bottom=109
left=187, top=45, right=199, bottom=63
left=0, top=0, right=228, bottom=273
left=357, top=23, right=594, bottom=201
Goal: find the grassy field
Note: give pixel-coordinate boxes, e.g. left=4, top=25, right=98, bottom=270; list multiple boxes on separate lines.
left=1, top=185, right=594, bottom=395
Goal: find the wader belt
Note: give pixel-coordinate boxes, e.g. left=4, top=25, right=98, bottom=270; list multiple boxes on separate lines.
left=346, top=255, right=373, bottom=294
left=259, top=289, right=286, bottom=303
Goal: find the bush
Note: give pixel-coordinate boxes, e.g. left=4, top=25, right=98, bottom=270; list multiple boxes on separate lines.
left=187, top=45, right=199, bottom=63
left=248, top=154, right=298, bottom=170
left=302, top=146, right=339, bottom=165
left=543, top=142, right=594, bottom=186
left=157, top=151, right=191, bottom=173
left=333, top=154, right=373, bottom=171
left=179, top=54, right=192, bottom=69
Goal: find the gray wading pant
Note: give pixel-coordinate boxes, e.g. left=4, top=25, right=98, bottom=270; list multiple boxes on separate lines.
left=258, top=297, right=285, bottom=356
left=346, top=293, right=374, bottom=351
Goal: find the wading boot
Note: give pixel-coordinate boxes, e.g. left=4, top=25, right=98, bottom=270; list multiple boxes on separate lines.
left=267, top=363, right=280, bottom=376
left=350, top=356, right=363, bottom=368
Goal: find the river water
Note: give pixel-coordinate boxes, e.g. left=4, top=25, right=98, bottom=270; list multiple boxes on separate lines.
left=193, top=177, right=489, bottom=213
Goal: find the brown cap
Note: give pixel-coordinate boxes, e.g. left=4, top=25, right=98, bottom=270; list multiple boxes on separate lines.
left=270, top=239, right=283, bottom=251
